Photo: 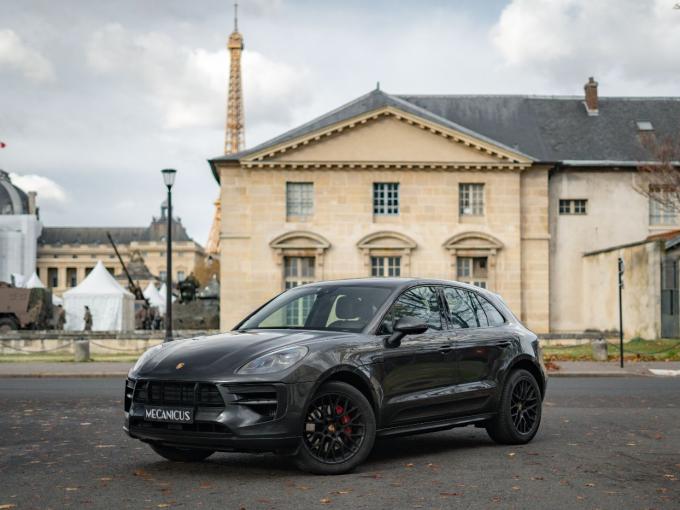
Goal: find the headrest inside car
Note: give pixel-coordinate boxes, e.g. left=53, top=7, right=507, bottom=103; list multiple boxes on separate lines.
left=335, top=296, right=360, bottom=319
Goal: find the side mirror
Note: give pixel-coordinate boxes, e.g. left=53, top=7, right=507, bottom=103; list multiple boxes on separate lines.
left=385, top=316, right=428, bottom=348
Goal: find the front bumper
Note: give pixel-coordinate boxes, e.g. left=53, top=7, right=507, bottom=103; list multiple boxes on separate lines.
left=124, top=378, right=315, bottom=453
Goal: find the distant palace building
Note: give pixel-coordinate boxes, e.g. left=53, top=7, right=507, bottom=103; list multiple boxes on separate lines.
left=36, top=201, right=205, bottom=296
left=209, top=79, right=680, bottom=338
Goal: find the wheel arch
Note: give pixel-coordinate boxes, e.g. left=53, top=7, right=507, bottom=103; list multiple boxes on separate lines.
left=309, top=366, right=380, bottom=419
left=505, top=357, right=546, bottom=398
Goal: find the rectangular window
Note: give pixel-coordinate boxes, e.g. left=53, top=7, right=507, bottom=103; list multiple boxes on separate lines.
left=373, top=183, right=399, bottom=215
left=106, top=267, right=115, bottom=275
left=559, top=199, right=588, bottom=215
left=283, top=257, right=316, bottom=326
left=177, top=271, right=185, bottom=282
left=284, top=256, right=316, bottom=289
left=159, top=270, right=167, bottom=281
left=371, top=256, right=401, bottom=277
left=459, top=183, right=484, bottom=216
left=457, top=257, right=488, bottom=289
left=650, top=194, right=678, bottom=225
left=85, top=267, right=94, bottom=276
left=286, top=182, right=314, bottom=218
left=66, top=267, right=77, bottom=287
left=48, top=267, right=58, bottom=288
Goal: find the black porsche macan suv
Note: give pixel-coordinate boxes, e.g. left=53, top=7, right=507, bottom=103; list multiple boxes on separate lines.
left=124, top=278, right=547, bottom=475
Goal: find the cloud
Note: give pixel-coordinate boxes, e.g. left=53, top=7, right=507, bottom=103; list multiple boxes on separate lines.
left=491, top=0, right=680, bottom=87
left=85, top=23, right=310, bottom=131
left=0, top=29, right=55, bottom=83
left=9, top=173, right=67, bottom=204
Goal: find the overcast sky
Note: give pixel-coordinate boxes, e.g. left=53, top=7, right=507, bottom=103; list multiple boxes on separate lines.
left=1, top=0, right=679, bottom=244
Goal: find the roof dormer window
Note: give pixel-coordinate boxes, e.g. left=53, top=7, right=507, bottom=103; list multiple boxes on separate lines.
left=637, top=121, right=654, bottom=131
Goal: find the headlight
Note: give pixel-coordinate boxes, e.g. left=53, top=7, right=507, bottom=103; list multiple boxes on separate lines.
left=237, top=345, right=308, bottom=375
left=132, top=344, right=163, bottom=373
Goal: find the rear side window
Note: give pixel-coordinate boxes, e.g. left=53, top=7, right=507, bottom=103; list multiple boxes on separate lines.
left=470, top=292, right=505, bottom=327
left=443, top=287, right=476, bottom=329
left=379, top=286, right=443, bottom=334
left=443, top=287, right=505, bottom=328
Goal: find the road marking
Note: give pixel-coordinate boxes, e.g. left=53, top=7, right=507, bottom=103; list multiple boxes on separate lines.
left=649, top=369, right=680, bottom=377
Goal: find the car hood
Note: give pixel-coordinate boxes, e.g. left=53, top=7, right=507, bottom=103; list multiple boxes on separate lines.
left=132, top=329, right=337, bottom=380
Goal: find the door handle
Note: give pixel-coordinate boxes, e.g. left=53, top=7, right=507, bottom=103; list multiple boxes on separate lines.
left=438, top=345, right=453, bottom=354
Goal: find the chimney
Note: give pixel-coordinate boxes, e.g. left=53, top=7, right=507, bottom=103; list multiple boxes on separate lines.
left=584, top=77, right=599, bottom=116
left=27, top=191, right=37, bottom=215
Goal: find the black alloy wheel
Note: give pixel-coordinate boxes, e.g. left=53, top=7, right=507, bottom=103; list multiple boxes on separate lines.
left=486, top=369, right=542, bottom=445
left=295, top=381, right=376, bottom=475
left=510, top=379, right=539, bottom=434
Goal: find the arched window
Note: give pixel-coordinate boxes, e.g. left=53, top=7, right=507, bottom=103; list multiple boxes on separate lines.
left=357, top=231, right=417, bottom=277
left=442, top=232, right=504, bottom=289
left=270, top=231, right=331, bottom=289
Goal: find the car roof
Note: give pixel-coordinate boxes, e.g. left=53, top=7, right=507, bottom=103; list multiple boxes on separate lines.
left=295, top=277, right=490, bottom=294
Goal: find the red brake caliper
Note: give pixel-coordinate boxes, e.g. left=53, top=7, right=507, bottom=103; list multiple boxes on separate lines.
left=336, top=405, right=351, bottom=436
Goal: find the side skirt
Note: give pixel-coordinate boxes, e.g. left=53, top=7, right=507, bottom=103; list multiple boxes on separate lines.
left=376, top=413, right=495, bottom=439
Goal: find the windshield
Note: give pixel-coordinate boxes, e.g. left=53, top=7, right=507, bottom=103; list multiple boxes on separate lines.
left=240, top=284, right=394, bottom=333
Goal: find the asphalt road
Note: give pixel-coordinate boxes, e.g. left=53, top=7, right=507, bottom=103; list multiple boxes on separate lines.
left=0, top=377, right=678, bottom=510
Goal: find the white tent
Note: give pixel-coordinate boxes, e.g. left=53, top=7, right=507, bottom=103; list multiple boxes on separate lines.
left=63, top=261, right=135, bottom=331
left=143, top=281, right=165, bottom=315
left=25, top=272, right=45, bottom=289
left=158, top=283, right=176, bottom=304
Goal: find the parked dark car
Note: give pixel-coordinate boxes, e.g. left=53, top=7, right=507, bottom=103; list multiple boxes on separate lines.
left=124, top=278, right=547, bottom=474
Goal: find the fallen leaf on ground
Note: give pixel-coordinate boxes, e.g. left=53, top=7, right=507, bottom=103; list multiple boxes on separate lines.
left=405, top=463, right=415, bottom=468
left=440, top=492, right=461, bottom=497
left=0, top=505, right=17, bottom=509
left=320, top=498, right=331, bottom=504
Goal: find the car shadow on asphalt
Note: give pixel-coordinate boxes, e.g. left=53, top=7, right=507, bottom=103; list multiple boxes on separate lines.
left=131, top=429, right=499, bottom=477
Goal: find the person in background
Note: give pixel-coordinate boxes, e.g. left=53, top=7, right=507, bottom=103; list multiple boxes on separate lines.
left=84, top=306, right=93, bottom=331
left=56, top=305, right=66, bottom=330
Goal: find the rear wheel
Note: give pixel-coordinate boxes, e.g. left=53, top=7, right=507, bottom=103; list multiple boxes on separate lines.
left=295, top=381, right=376, bottom=475
left=0, top=317, right=19, bottom=333
left=486, top=369, right=542, bottom=445
left=150, top=444, right=214, bottom=462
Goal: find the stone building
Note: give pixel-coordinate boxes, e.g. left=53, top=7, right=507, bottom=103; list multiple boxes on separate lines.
left=36, top=202, right=205, bottom=297
left=209, top=80, right=680, bottom=337
left=0, top=170, right=41, bottom=284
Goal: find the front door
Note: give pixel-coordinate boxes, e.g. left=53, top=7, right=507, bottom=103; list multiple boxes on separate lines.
left=376, top=286, right=457, bottom=427
left=442, top=286, right=515, bottom=415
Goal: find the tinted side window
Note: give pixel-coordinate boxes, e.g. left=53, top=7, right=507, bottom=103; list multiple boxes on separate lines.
left=380, top=286, right=442, bottom=334
left=443, top=287, right=476, bottom=329
left=467, top=291, right=488, bottom=327
left=474, top=293, right=506, bottom=327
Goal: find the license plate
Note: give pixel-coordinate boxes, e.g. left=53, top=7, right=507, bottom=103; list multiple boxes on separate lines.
left=144, top=406, right=194, bottom=424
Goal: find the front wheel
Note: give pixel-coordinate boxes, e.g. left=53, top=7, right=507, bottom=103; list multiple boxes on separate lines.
left=150, top=444, right=214, bottom=462
left=295, top=381, right=376, bottom=475
left=486, top=369, right=542, bottom=445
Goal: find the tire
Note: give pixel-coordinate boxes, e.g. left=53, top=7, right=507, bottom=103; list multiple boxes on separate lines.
left=295, top=381, right=376, bottom=475
left=0, top=317, right=19, bottom=333
left=150, top=444, right=214, bottom=462
left=486, top=369, right=542, bottom=445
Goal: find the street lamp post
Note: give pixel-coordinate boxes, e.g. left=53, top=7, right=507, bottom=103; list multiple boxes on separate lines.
left=161, top=168, right=177, bottom=342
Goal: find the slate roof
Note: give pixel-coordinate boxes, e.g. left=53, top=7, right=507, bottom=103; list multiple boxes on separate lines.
left=209, top=89, right=680, bottom=177
left=38, top=223, right=193, bottom=246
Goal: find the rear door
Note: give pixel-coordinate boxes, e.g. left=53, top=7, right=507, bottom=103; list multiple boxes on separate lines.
left=442, top=287, right=515, bottom=415
left=376, top=285, right=458, bottom=427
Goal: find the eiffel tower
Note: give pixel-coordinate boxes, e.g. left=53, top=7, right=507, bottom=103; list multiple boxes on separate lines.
left=206, top=3, right=244, bottom=256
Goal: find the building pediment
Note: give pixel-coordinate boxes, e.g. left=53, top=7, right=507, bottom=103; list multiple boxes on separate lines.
left=269, top=231, right=331, bottom=251
left=242, top=107, right=531, bottom=170
left=443, top=231, right=504, bottom=254
left=357, top=231, right=417, bottom=251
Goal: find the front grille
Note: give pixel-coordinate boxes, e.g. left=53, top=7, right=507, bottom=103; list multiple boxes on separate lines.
left=133, top=380, right=225, bottom=407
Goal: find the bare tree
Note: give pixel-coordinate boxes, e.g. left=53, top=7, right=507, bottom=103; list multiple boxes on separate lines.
left=633, top=132, right=680, bottom=211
